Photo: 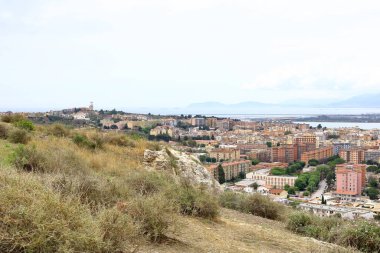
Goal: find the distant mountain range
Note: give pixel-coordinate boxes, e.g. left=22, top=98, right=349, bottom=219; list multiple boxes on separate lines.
left=128, top=93, right=380, bottom=115
left=329, top=93, right=380, bottom=108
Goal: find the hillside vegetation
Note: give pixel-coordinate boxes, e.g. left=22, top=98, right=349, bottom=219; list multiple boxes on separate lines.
left=0, top=117, right=374, bottom=252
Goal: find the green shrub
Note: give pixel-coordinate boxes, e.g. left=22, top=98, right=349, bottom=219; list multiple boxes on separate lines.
left=8, top=145, right=46, bottom=172
left=14, top=119, right=35, bottom=131
left=73, top=134, right=97, bottom=150
left=8, top=128, right=30, bottom=144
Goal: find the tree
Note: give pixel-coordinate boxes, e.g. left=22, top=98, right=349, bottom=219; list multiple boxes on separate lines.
left=252, top=182, right=259, bottom=190
left=368, top=177, right=379, bottom=188
left=271, top=167, right=286, bottom=175
left=266, top=141, right=272, bottom=148
left=366, top=187, right=379, bottom=200
left=238, top=171, right=246, bottom=179
left=288, top=187, right=296, bottom=195
left=321, top=195, right=326, bottom=205
left=317, top=124, right=322, bottom=129
left=284, top=130, right=292, bottom=135
left=303, top=191, right=310, bottom=197
left=217, top=164, right=225, bottom=184
left=251, top=159, right=260, bottom=165
left=367, top=165, right=379, bottom=173
left=308, top=159, right=319, bottom=166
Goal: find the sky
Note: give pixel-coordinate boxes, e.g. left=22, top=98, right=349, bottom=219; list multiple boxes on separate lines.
left=1, top=0, right=380, bottom=111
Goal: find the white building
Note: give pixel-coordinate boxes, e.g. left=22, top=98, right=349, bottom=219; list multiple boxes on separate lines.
left=299, top=203, right=375, bottom=220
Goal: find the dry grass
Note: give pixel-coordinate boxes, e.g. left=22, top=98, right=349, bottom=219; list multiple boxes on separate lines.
left=140, top=208, right=355, bottom=253
left=0, top=125, right=363, bottom=253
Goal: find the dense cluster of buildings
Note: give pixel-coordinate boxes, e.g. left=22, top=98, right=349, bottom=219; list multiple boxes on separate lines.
left=8, top=106, right=380, bottom=219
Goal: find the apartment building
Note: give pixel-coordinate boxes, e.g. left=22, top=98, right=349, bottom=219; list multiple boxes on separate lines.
left=332, top=142, right=352, bottom=155
left=247, top=149, right=271, bottom=162
left=251, top=169, right=297, bottom=189
left=364, top=149, right=380, bottom=163
left=209, top=148, right=240, bottom=162
left=300, top=146, right=333, bottom=163
left=265, top=175, right=298, bottom=189
left=205, top=118, right=217, bottom=128
left=297, top=143, right=317, bottom=160
left=339, top=149, right=365, bottom=164
left=335, top=164, right=366, bottom=200
left=271, top=144, right=297, bottom=163
left=190, top=118, right=205, bottom=127
left=294, top=134, right=317, bottom=145
left=209, top=160, right=251, bottom=181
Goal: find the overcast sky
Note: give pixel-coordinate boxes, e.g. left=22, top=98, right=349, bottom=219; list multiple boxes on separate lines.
left=1, top=0, right=380, bottom=111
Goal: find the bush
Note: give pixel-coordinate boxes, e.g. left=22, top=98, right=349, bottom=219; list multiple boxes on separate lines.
left=338, top=221, right=380, bottom=253
left=286, top=211, right=380, bottom=253
left=51, top=174, right=122, bottom=209
left=220, top=192, right=282, bottom=221
left=8, top=145, right=46, bottom=172
left=286, top=212, right=313, bottom=233
left=0, top=169, right=104, bottom=252
left=126, top=170, right=171, bottom=196
left=8, top=141, right=88, bottom=175
left=14, top=119, right=35, bottom=131
left=240, top=194, right=283, bottom=220
left=0, top=123, right=9, bottom=139
left=219, top=191, right=245, bottom=210
left=106, top=134, right=136, bottom=147
left=1, top=114, right=25, bottom=123
left=8, top=128, right=30, bottom=144
left=73, top=134, right=98, bottom=150
left=128, top=194, right=177, bottom=242
left=48, top=123, right=70, bottom=137
left=97, top=208, right=138, bottom=252
left=173, top=182, right=219, bottom=219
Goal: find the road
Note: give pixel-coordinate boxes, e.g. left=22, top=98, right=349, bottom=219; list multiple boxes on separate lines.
left=311, top=179, right=327, bottom=199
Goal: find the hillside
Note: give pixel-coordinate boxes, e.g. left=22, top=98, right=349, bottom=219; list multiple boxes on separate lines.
left=141, top=208, right=353, bottom=253
left=0, top=120, right=362, bottom=253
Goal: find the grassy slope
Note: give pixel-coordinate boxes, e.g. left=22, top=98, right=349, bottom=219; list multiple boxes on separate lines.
left=142, top=208, right=355, bottom=253
left=0, top=125, right=356, bottom=253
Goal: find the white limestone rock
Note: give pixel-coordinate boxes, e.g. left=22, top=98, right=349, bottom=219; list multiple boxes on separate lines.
left=143, top=148, right=221, bottom=190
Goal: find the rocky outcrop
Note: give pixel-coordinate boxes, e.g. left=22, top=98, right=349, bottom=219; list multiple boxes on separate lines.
left=143, top=148, right=221, bottom=190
